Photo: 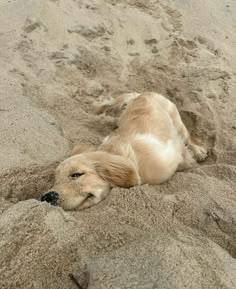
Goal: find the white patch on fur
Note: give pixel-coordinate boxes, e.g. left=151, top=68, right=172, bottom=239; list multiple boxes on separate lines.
left=134, top=133, right=178, bottom=161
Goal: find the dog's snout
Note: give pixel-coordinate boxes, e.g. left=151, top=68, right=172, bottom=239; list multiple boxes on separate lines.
left=41, top=191, right=59, bottom=206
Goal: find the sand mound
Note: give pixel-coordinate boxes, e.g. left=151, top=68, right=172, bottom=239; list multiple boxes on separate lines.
left=0, top=0, right=236, bottom=288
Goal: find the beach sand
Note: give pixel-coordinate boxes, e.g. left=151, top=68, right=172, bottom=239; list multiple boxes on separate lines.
left=0, top=0, right=236, bottom=288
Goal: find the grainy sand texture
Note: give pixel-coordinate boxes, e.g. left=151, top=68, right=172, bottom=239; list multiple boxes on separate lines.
left=0, top=0, right=236, bottom=288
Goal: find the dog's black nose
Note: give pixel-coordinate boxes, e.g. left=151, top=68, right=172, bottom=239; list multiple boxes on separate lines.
left=41, top=191, right=59, bottom=206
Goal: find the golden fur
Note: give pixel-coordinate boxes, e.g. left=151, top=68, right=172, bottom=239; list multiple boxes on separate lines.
left=43, top=92, right=207, bottom=210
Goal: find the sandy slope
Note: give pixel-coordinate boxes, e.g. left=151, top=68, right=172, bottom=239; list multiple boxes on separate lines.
left=0, top=0, right=236, bottom=288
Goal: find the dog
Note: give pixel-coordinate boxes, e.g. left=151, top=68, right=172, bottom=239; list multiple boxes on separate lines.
left=41, top=92, right=207, bottom=210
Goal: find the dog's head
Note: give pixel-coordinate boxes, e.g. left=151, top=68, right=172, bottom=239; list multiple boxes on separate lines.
left=41, top=150, right=139, bottom=211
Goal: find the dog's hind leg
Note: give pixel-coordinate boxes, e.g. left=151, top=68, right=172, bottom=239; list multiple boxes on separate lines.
left=168, top=102, right=207, bottom=162
left=168, top=102, right=190, bottom=144
left=177, top=146, right=196, bottom=171
left=187, top=137, right=208, bottom=162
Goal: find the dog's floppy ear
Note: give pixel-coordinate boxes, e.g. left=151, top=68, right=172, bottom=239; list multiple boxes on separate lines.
left=69, top=144, right=96, bottom=156
left=94, top=155, right=140, bottom=188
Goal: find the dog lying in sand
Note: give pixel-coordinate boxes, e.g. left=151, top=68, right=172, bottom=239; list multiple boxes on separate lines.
left=41, top=92, right=207, bottom=210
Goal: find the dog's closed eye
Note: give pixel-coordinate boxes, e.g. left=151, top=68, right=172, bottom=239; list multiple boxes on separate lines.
left=70, top=172, right=85, bottom=178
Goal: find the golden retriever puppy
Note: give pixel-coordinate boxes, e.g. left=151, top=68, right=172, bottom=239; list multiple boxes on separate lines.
left=41, top=92, right=207, bottom=210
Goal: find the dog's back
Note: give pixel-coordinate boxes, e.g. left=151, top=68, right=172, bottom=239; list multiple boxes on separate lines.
left=99, top=92, right=184, bottom=184
left=118, top=93, right=175, bottom=141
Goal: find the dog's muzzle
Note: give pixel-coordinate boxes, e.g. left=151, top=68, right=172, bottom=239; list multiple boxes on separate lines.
left=41, top=191, right=59, bottom=206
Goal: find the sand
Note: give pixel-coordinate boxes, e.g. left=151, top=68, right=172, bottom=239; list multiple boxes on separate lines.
left=0, top=0, right=236, bottom=288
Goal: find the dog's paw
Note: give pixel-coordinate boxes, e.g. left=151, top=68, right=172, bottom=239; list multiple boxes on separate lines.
left=193, top=145, right=208, bottom=162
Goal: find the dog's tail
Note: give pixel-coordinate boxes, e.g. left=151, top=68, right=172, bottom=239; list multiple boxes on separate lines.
left=94, top=92, right=140, bottom=115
